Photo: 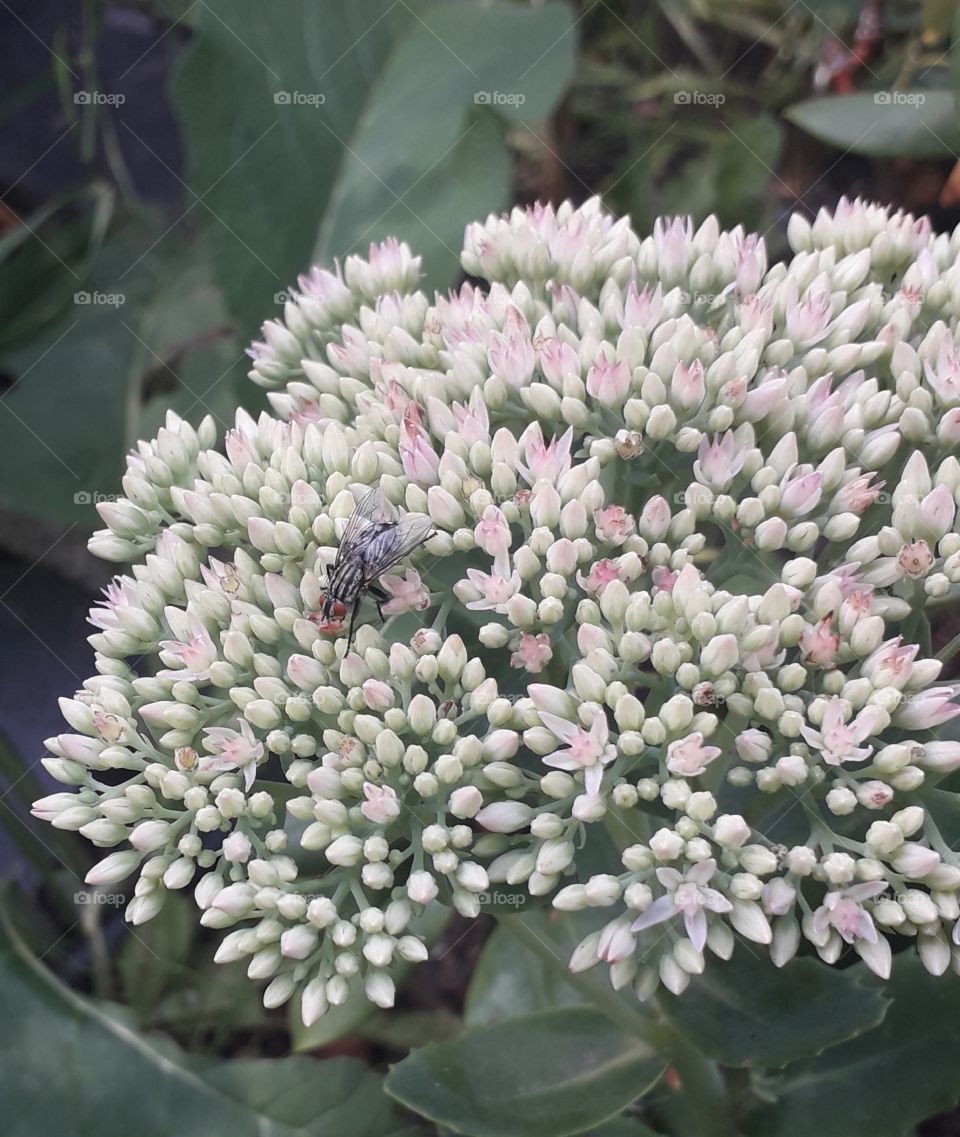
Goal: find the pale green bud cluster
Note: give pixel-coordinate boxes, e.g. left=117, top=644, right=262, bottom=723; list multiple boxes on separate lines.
left=43, top=197, right=960, bottom=1016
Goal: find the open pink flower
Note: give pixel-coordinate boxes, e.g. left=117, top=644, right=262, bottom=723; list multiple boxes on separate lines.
left=487, top=323, right=535, bottom=388
left=631, top=860, right=732, bottom=952
left=924, top=338, right=960, bottom=406
left=693, top=432, right=747, bottom=492
left=651, top=566, right=678, bottom=594
left=779, top=468, right=822, bottom=517
left=224, top=426, right=258, bottom=471
left=594, top=506, right=635, bottom=545
left=735, top=233, right=766, bottom=294
left=897, top=539, right=935, bottom=579
left=894, top=686, right=960, bottom=730
left=623, top=282, right=663, bottom=331
left=862, top=540, right=936, bottom=587
left=671, top=359, right=705, bottom=410
left=517, top=424, right=573, bottom=485
left=200, top=721, right=263, bottom=791
left=379, top=568, right=431, bottom=615
left=800, top=697, right=883, bottom=765
left=537, top=338, right=580, bottom=387
left=577, top=559, right=624, bottom=596
left=586, top=357, right=630, bottom=406
left=461, top=566, right=522, bottom=613
left=800, top=615, right=840, bottom=668
left=786, top=286, right=832, bottom=346
left=88, top=575, right=140, bottom=631
left=812, top=881, right=887, bottom=944
left=452, top=390, right=490, bottom=445
left=158, top=615, right=218, bottom=682
left=666, top=733, right=722, bottom=777
left=511, top=633, right=553, bottom=673
left=360, top=782, right=401, bottom=824
left=835, top=472, right=885, bottom=515
left=861, top=638, right=918, bottom=690
left=530, top=691, right=616, bottom=797
left=200, top=558, right=241, bottom=595
left=474, top=505, right=512, bottom=573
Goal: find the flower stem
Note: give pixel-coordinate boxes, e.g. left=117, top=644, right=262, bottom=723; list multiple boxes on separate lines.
left=937, top=629, right=960, bottom=664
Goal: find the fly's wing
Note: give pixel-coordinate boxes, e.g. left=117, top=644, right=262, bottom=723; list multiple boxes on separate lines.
left=363, top=514, right=435, bottom=583
left=334, top=485, right=398, bottom=567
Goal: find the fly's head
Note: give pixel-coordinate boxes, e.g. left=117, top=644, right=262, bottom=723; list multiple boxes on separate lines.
left=308, top=594, right=349, bottom=635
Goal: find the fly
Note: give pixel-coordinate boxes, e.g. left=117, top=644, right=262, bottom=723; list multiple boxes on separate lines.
left=309, top=485, right=434, bottom=649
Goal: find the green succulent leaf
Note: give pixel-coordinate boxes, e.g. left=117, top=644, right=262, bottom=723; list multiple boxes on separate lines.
left=745, top=954, right=960, bottom=1137
left=386, top=1005, right=667, bottom=1137
left=0, top=906, right=402, bottom=1137
left=661, top=949, right=890, bottom=1068
left=784, top=91, right=959, bottom=158
left=172, top=0, right=577, bottom=337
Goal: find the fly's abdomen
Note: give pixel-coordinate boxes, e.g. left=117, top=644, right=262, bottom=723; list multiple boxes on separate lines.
left=329, top=560, right=365, bottom=603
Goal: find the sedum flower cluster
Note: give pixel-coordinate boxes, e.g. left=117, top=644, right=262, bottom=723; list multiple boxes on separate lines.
left=34, top=195, right=960, bottom=1019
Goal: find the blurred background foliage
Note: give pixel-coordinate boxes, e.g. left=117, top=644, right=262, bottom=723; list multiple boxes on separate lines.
left=5, top=1, right=960, bottom=1134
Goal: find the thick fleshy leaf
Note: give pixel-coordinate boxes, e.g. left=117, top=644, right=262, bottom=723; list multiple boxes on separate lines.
left=0, top=908, right=400, bottom=1137
left=465, top=922, right=584, bottom=1026
left=386, top=1005, right=667, bottom=1137
left=662, top=948, right=889, bottom=1068
left=466, top=900, right=641, bottom=1027
left=0, top=225, right=241, bottom=528
left=784, top=91, right=959, bottom=158
left=172, top=0, right=577, bottom=336
left=746, top=954, right=960, bottom=1137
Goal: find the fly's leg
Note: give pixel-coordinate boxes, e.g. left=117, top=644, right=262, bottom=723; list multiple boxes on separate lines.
left=368, top=583, right=389, bottom=622
left=345, top=596, right=363, bottom=652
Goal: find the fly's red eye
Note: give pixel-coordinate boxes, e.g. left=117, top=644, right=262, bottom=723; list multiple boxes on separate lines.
left=332, top=600, right=348, bottom=618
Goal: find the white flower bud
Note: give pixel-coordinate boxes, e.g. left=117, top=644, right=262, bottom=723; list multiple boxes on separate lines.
left=729, top=899, right=772, bottom=944
left=325, top=835, right=363, bottom=866
left=714, top=814, right=750, bottom=847
left=300, top=977, right=329, bottom=1026
left=407, top=870, right=439, bottom=905
left=739, top=845, right=778, bottom=876
left=85, top=850, right=142, bottom=885
left=281, top=925, right=318, bottom=959
left=475, top=801, right=532, bottom=833
left=649, top=828, right=684, bottom=861
left=889, top=842, right=939, bottom=878
left=536, top=839, right=575, bottom=875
